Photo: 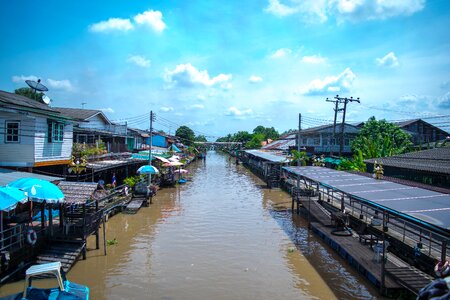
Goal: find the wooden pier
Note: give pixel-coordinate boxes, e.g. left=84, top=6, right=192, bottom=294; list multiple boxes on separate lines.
left=35, top=241, right=85, bottom=273
left=124, top=199, right=145, bottom=214
left=385, top=265, right=433, bottom=295
left=311, top=222, right=402, bottom=292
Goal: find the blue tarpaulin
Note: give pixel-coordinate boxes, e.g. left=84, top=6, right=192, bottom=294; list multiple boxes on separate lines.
left=170, top=144, right=182, bottom=153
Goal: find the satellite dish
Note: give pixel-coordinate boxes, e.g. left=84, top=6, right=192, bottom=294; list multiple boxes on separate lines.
left=25, top=79, right=48, bottom=92
left=42, top=95, right=51, bottom=105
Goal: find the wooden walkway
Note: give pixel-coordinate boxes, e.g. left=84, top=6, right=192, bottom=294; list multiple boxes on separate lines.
left=124, top=199, right=145, bottom=214
left=36, top=241, right=85, bottom=273
left=297, top=197, right=332, bottom=226
left=385, top=266, right=433, bottom=295
left=311, top=222, right=401, bottom=291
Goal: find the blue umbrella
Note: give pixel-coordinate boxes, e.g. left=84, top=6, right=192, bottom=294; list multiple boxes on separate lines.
left=8, top=178, right=64, bottom=203
left=0, top=186, right=28, bottom=211
left=137, top=165, right=160, bottom=175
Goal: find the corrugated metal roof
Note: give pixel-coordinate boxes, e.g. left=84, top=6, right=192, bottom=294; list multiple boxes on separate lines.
left=58, top=181, right=98, bottom=204
left=283, top=166, right=450, bottom=230
left=53, top=107, right=110, bottom=123
left=245, top=150, right=290, bottom=163
left=0, top=90, right=58, bottom=113
left=365, top=147, right=450, bottom=175
left=0, top=168, right=64, bottom=186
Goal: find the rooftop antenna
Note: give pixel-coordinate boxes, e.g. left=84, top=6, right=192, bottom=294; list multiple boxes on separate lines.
left=25, top=79, right=48, bottom=102
left=81, top=102, right=87, bottom=109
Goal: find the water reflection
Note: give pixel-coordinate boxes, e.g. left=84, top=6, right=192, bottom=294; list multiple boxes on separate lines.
left=1, top=152, right=383, bottom=299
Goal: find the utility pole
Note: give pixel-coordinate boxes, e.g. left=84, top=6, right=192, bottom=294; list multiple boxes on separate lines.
left=326, top=96, right=339, bottom=156
left=148, top=111, right=155, bottom=185
left=297, top=113, right=302, bottom=166
left=335, top=95, right=360, bottom=156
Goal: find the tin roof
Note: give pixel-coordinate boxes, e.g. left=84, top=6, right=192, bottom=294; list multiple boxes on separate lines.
left=364, top=147, right=450, bottom=175
left=244, top=150, right=290, bottom=163
left=57, top=181, right=99, bottom=204
left=283, top=166, right=450, bottom=230
left=0, top=168, right=64, bottom=186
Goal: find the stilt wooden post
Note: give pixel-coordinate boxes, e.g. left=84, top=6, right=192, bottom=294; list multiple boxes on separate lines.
left=41, top=203, right=45, bottom=230
left=95, top=200, right=99, bottom=250
left=380, top=211, right=387, bottom=294
left=48, top=206, right=53, bottom=237
left=103, top=217, right=107, bottom=256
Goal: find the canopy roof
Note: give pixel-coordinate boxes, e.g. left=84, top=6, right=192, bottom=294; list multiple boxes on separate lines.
left=283, top=166, right=450, bottom=231
left=244, top=150, right=290, bottom=163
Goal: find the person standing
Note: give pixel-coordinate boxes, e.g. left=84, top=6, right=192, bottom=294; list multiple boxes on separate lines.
left=112, top=172, right=117, bottom=188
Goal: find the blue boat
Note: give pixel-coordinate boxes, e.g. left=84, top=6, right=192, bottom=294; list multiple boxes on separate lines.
left=1, top=262, right=89, bottom=300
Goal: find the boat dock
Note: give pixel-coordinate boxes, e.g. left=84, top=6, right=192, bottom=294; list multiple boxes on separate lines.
left=124, top=199, right=145, bottom=214
left=35, top=241, right=85, bottom=273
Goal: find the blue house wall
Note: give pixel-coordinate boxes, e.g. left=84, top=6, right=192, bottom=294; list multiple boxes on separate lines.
left=146, top=134, right=167, bottom=148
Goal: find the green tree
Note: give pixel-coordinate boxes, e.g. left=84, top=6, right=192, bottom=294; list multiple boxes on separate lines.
left=351, top=117, right=412, bottom=159
left=245, top=133, right=265, bottom=149
left=290, top=150, right=308, bottom=166
left=195, top=135, right=208, bottom=142
left=15, top=87, right=43, bottom=102
left=252, top=125, right=279, bottom=140
left=232, top=131, right=252, bottom=144
left=175, top=126, right=195, bottom=146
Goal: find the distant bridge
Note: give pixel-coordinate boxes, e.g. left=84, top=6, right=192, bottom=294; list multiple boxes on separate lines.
left=194, top=141, right=242, bottom=150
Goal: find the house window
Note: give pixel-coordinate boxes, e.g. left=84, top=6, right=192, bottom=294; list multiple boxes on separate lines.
left=48, top=121, right=64, bottom=142
left=313, top=138, right=320, bottom=145
left=5, top=121, right=20, bottom=143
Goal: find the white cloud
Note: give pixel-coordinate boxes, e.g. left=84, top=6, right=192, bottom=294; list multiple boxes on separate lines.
left=301, top=67, right=356, bottom=95
left=165, top=63, right=232, bottom=89
left=160, top=106, right=174, bottom=112
left=376, top=52, right=399, bottom=68
left=302, top=54, right=326, bottom=64
left=439, top=92, right=450, bottom=109
left=12, top=75, right=38, bottom=83
left=189, top=104, right=205, bottom=110
left=265, top=0, right=425, bottom=23
left=249, top=75, right=263, bottom=83
left=127, top=55, right=151, bottom=68
left=330, top=0, right=425, bottom=22
left=100, top=107, right=114, bottom=113
left=46, top=79, right=73, bottom=91
left=134, top=10, right=166, bottom=33
left=226, top=106, right=253, bottom=117
left=89, top=18, right=133, bottom=32
left=265, top=0, right=298, bottom=17
left=270, top=48, right=292, bottom=59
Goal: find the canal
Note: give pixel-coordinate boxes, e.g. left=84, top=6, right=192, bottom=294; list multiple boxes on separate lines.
left=1, top=151, right=384, bottom=299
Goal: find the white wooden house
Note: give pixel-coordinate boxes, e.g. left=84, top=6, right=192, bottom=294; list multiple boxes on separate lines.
left=52, top=107, right=127, bottom=153
left=0, top=90, right=73, bottom=168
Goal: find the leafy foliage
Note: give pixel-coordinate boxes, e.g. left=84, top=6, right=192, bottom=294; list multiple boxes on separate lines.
left=290, top=150, right=309, bottom=166
left=72, top=141, right=107, bottom=157
left=15, top=87, right=44, bottom=102
left=123, top=175, right=145, bottom=188
left=337, top=149, right=367, bottom=172
left=253, top=126, right=280, bottom=140
left=195, top=134, right=207, bottom=142
left=216, top=126, right=280, bottom=149
left=175, top=126, right=195, bottom=145
left=351, top=117, right=412, bottom=159
left=245, top=133, right=265, bottom=149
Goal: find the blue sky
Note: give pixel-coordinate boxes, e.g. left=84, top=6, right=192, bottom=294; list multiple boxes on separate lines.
left=1, top=0, right=449, bottom=139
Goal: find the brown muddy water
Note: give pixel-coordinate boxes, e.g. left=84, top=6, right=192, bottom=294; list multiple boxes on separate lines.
left=1, top=151, right=384, bottom=299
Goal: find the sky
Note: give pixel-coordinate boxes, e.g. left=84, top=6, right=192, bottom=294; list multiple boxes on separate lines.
left=1, top=0, right=449, bottom=139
